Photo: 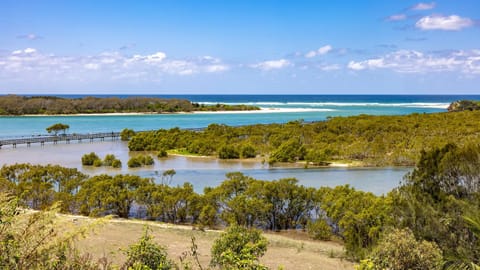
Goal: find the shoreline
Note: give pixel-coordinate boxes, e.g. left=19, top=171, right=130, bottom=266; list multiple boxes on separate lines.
left=0, top=107, right=338, bottom=117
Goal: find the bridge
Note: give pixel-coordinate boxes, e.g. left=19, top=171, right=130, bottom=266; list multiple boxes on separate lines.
left=0, top=132, right=120, bottom=149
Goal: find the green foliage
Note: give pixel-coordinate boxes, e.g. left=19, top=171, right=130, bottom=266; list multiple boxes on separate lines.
left=121, top=128, right=136, bottom=141
left=127, top=111, right=480, bottom=166
left=306, top=219, right=332, bottom=240
left=358, top=228, right=443, bottom=270
left=0, top=95, right=258, bottom=115
left=82, top=153, right=121, bottom=168
left=317, top=185, right=391, bottom=259
left=269, top=139, right=306, bottom=164
left=46, top=122, right=70, bottom=135
left=128, top=155, right=155, bottom=168
left=447, top=100, right=480, bottom=112
left=77, top=174, right=150, bottom=218
left=241, top=144, right=256, bottom=158
left=0, top=193, right=106, bottom=270
left=82, top=152, right=101, bottom=166
left=391, top=143, right=480, bottom=262
left=93, top=159, right=103, bottom=167
left=218, top=144, right=240, bottom=159
left=123, top=227, right=173, bottom=270
left=0, top=163, right=87, bottom=212
left=157, top=148, right=168, bottom=158
left=210, top=225, right=268, bottom=270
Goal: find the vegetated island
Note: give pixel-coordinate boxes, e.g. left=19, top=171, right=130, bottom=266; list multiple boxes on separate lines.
left=124, top=103, right=480, bottom=167
left=0, top=94, right=260, bottom=115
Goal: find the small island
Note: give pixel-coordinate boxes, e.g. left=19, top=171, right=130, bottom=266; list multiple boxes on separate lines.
left=0, top=95, right=260, bottom=115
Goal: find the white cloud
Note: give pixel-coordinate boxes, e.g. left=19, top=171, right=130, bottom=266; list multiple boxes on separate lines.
left=348, top=61, right=366, bottom=71
left=347, top=49, right=480, bottom=74
left=0, top=48, right=230, bottom=82
left=416, top=15, right=473, bottom=31
left=387, top=14, right=407, bottom=21
left=305, top=45, right=332, bottom=58
left=251, top=59, right=291, bottom=70
left=320, top=64, right=341, bottom=71
left=412, top=2, right=436, bottom=10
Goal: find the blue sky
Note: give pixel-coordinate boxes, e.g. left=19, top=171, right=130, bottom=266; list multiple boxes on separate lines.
left=1, top=0, right=479, bottom=94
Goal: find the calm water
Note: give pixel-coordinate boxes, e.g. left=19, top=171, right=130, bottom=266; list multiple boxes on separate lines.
left=0, top=141, right=408, bottom=195
left=2, top=95, right=470, bottom=194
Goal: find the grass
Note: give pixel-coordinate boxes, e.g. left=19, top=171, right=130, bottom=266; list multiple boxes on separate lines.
left=72, top=217, right=354, bottom=270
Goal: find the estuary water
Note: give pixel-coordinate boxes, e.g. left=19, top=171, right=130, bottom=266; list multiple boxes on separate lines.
left=1, top=95, right=477, bottom=194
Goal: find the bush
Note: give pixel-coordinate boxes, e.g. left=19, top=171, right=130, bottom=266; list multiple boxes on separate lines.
left=306, top=219, right=332, bottom=240
left=82, top=152, right=101, bottom=166
left=120, top=128, right=136, bottom=141
left=218, top=144, right=240, bottom=159
left=128, top=157, right=143, bottom=168
left=211, top=225, right=268, bottom=270
left=241, top=144, right=256, bottom=158
left=93, top=159, right=103, bottom=167
left=128, top=155, right=154, bottom=168
left=103, top=154, right=116, bottom=166
left=357, top=228, right=443, bottom=270
left=157, top=149, right=168, bottom=158
left=111, top=159, right=122, bottom=168
left=123, top=227, right=173, bottom=270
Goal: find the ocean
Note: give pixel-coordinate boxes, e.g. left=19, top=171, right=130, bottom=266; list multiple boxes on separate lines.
left=1, top=94, right=477, bottom=138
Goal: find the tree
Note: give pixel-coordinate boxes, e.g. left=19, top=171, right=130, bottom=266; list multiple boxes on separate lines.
left=123, top=227, right=173, bottom=270
left=210, top=225, right=268, bottom=270
left=46, top=123, right=70, bottom=135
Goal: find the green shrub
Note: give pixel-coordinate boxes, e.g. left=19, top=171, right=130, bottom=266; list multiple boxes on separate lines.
left=218, top=144, right=240, bottom=159
left=103, top=154, right=116, bottom=166
left=93, top=159, right=103, bottom=167
left=111, top=159, right=122, bottom=168
left=157, top=149, right=168, bottom=158
left=358, top=228, right=443, bottom=270
left=241, top=144, right=256, bottom=158
left=82, top=152, right=101, bottom=166
left=128, top=157, right=143, bottom=168
left=211, top=225, right=268, bottom=270
left=120, top=128, right=136, bottom=141
left=123, top=227, right=173, bottom=270
left=306, top=219, right=332, bottom=240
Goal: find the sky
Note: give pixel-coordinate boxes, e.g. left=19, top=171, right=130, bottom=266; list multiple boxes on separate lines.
left=0, top=0, right=479, bottom=94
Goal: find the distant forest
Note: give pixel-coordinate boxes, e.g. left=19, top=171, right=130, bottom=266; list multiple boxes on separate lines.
left=0, top=95, right=259, bottom=115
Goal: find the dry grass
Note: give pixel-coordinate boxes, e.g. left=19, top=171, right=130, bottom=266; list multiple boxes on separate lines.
left=71, top=217, right=353, bottom=270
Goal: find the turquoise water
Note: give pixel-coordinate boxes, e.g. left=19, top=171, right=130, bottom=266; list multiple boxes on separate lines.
left=1, top=94, right=477, bottom=138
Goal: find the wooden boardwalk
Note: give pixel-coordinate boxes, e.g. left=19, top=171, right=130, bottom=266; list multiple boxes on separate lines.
left=0, top=132, right=120, bottom=148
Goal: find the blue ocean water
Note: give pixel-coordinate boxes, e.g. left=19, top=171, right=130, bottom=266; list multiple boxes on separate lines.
left=1, top=95, right=478, bottom=138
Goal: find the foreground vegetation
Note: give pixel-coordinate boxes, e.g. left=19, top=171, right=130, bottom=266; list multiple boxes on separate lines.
left=125, top=110, right=480, bottom=166
left=0, top=95, right=259, bottom=115
left=1, top=142, right=480, bottom=268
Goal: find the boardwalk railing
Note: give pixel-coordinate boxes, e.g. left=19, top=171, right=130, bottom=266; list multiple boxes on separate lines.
left=0, top=132, right=120, bottom=148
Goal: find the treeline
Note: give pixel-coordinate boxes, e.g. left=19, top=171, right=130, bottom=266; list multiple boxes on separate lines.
left=126, top=110, right=480, bottom=166
left=1, top=143, right=480, bottom=267
left=0, top=95, right=259, bottom=115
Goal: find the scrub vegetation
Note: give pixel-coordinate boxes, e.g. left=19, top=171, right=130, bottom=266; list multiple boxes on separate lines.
left=0, top=95, right=259, bottom=115
left=127, top=110, right=480, bottom=166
